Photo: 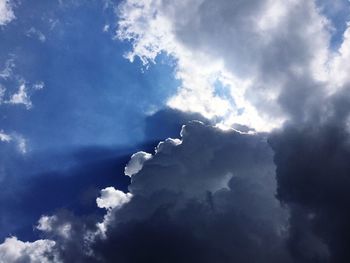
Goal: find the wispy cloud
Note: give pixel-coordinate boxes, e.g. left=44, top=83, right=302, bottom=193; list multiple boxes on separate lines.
left=7, top=83, right=33, bottom=109
left=26, top=27, right=46, bottom=42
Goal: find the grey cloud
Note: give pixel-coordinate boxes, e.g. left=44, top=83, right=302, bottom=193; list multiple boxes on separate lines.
left=32, top=121, right=292, bottom=263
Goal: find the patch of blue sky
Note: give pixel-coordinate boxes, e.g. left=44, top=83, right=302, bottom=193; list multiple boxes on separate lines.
left=0, top=0, right=179, bottom=152
left=316, top=0, right=350, bottom=49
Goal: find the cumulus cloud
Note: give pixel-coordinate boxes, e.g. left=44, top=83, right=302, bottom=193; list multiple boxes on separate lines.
left=115, top=4, right=350, bottom=260
left=0, top=237, right=58, bottom=263
left=0, top=121, right=293, bottom=262
left=0, top=0, right=15, bottom=26
left=124, top=151, right=152, bottom=177
left=268, top=86, right=350, bottom=262
left=96, top=187, right=132, bottom=210
left=116, top=0, right=350, bottom=132
left=2, top=0, right=350, bottom=262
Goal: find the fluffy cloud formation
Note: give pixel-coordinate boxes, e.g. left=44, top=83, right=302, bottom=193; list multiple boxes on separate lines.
left=269, top=86, right=350, bottom=262
left=2, top=0, right=350, bottom=262
left=96, top=187, right=132, bottom=210
left=124, top=151, right=152, bottom=177
left=0, top=0, right=15, bottom=26
left=117, top=0, right=350, bottom=132
left=0, top=237, right=58, bottom=263
left=0, top=121, right=292, bottom=262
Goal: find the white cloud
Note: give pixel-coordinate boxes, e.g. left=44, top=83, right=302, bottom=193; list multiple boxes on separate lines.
left=0, top=130, right=26, bottom=154
left=14, top=134, right=27, bottom=153
left=0, top=130, right=11, bottom=142
left=37, top=215, right=56, bottom=232
left=96, top=187, right=132, bottom=210
left=0, top=237, right=59, bottom=263
left=0, top=58, right=15, bottom=79
left=0, top=0, right=15, bottom=26
left=124, top=151, right=152, bottom=177
left=7, top=83, right=33, bottom=109
left=33, top=81, right=45, bottom=90
left=117, top=0, right=350, bottom=131
left=103, top=24, right=110, bottom=32
left=95, top=187, right=132, bottom=238
left=0, top=59, right=45, bottom=109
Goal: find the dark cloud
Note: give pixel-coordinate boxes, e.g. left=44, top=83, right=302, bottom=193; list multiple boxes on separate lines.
left=269, top=88, right=350, bottom=262
left=144, top=108, right=209, bottom=140
left=16, top=121, right=293, bottom=263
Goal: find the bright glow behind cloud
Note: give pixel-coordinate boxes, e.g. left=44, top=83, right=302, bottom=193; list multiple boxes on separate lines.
left=117, top=0, right=350, bottom=132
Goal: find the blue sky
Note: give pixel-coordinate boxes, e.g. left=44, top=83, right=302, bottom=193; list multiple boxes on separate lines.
left=0, top=0, right=182, bottom=240
left=1, top=0, right=179, bottom=150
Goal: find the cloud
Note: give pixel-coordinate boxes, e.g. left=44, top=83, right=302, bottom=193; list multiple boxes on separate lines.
left=116, top=0, right=350, bottom=132
left=0, top=58, right=45, bottom=110
left=0, top=130, right=11, bottom=142
left=0, top=130, right=26, bottom=154
left=96, top=187, right=132, bottom=210
left=124, top=151, right=152, bottom=177
left=0, top=57, right=44, bottom=153
left=2, top=1, right=350, bottom=262
left=114, top=5, right=350, bottom=260
left=91, top=121, right=291, bottom=262
left=0, top=0, right=15, bottom=26
left=26, top=27, right=46, bottom=42
left=0, top=58, right=15, bottom=79
left=7, top=84, right=33, bottom=109
left=0, top=237, right=58, bottom=263
left=268, top=86, right=350, bottom=262
left=0, top=121, right=292, bottom=262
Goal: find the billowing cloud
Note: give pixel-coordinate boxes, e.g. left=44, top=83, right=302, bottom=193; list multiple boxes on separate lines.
left=0, top=237, right=58, bottom=263
left=116, top=0, right=350, bottom=132
left=268, top=86, right=350, bottom=262
left=96, top=187, right=132, bottom=210
left=0, top=121, right=293, bottom=262
left=0, top=0, right=15, bottom=26
left=2, top=0, right=350, bottom=262
left=124, top=151, right=153, bottom=177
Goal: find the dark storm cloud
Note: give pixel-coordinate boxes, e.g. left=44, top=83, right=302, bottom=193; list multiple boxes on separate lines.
left=269, top=87, right=350, bottom=263
left=15, top=120, right=293, bottom=263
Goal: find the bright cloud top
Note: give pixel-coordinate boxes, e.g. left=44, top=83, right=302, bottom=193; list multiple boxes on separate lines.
left=117, top=0, right=350, bottom=132
left=0, top=0, right=15, bottom=26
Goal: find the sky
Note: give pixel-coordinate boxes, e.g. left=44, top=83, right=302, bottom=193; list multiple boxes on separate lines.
left=1, top=0, right=350, bottom=262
